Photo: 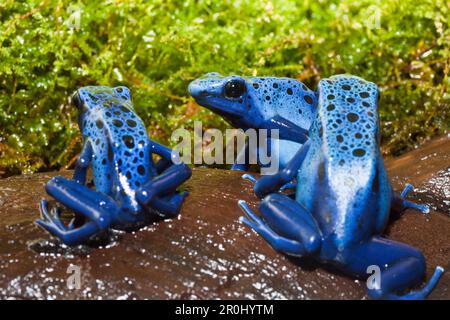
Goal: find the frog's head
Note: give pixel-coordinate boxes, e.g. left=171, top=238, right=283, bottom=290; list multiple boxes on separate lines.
left=189, top=73, right=316, bottom=130
left=188, top=73, right=250, bottom=127
left=71, top=86, right=133, bottom=129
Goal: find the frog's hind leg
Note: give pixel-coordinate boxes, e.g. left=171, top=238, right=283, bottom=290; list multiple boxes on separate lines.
left=36, top=176, right=117, bottom=246
left=392, top=183, right=429, bottom=214
left=343, top=236, right=443, bottom=300
left=151, top=192, right=189, bottom=219
left=238, top=193, right=321, bottom=256
left=136, top=164, right=191, bottom=216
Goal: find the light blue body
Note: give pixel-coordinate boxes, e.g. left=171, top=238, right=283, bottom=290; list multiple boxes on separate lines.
left=36, top=86, right=192, bottom=245
left=239, top=75, right=443, bottom=299
left=189, top=73, right=316, bottom=171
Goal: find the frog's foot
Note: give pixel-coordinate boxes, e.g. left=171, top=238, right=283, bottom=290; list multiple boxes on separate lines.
left=242, top=173, right=258, bottom=184
left=37, top=199, right=99, bottom=246
left=152, top=192, right=189, bottom=219
left=242, top=173, right=297, bottom=191
left=39, top=200, right=69, bottom=231
left=279, top=181, right=297, bottom=191
left=36, top=176, right=116, bottom=246
left=345, top=236, right=443, bottom=300
left=399, top=183, right=429, bottom=214
left=383, top=266, right=444, bottom=300
left=136, top=164, right=191, bottom=214
left=231, top=163, right=248, bottom=171
left=238, top=194, right=321, bottom=256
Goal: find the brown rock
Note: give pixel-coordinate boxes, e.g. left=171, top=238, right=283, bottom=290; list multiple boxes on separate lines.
left=0, top=136, right=449, bottom=299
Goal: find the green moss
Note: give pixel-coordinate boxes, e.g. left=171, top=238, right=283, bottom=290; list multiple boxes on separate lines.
left=0, top=0, right=449, bottom=176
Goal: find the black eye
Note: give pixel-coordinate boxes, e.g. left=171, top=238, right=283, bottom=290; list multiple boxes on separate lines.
left=224, top=80, right=246, bottom=98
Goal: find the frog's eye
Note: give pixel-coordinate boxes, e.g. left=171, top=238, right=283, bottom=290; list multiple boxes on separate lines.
left=224, top=80, right=246, bottom=99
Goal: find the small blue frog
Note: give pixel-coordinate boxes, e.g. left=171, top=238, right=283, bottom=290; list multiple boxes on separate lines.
left=239, top=75, right=443, bottom=299
left=189, top=73, right=316, bottom=172
left=36, top=86, right=192, bottom=246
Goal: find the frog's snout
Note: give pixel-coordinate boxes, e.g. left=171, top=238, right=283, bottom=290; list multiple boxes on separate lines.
left=188, top=81, right=210, bottom=99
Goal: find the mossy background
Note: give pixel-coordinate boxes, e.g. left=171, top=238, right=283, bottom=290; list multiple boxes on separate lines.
left=0, top=0, right=449, bottom=177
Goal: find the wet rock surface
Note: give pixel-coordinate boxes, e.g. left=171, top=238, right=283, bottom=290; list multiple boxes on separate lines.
left=0, top=136, right=449, bottom=300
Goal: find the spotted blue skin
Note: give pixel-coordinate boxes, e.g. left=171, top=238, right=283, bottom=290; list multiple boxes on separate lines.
left=239, top=75, right=443, bottom=299
left=36, top=86, right=192, bottom=245
left=189, top=73, right=316, bottom=171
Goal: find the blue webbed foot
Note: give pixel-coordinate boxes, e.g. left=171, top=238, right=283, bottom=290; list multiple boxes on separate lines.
left=242, top=173, right=258, bottom=184
left=37, top=199, right=99, bottom=246
left=136, top=164, right=191, bottom=218
left=279, top=181, right=297, bottom=191
left=399, top=183, right=429, bottom=214
left=36, top=176, right=116, bottom=246
left=383, top=266, right=444, bottom=300
left=231, top=163, right=248, bottom=171
left=152, top=191, right=189, bottom=219
left=344, top=236, right=443, bottom=300
left=242, top=173, right=295, bottom=195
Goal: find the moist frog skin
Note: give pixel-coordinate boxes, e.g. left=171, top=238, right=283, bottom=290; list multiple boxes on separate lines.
left=189, top=73, right=316, bottom=172
left=239, top=75, right=444, bottom=300
left=36, top=86, right=192, bottom=245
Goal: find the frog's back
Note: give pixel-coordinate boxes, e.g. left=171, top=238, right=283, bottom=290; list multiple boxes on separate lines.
left=81, top=89, right=155, bottom=212
left=248, top=77, right=317, bottom=131
left=296, top=75, right=391, bottom=254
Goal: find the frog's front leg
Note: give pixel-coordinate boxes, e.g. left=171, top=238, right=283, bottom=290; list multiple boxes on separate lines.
left=244, top=140, right=311, bottom=198
left=238, top=193, right=321, bottom=256
left=151, top=141, right=182, bottom=174
left=343, top=237, right=443, bottom=300
left=136, top=163, right=192, bottom=217
left=391, top=183, right=429, bottom=214
left=36, top=176, right=117, bottom=246
left=72, top=141, right=93, bottom=185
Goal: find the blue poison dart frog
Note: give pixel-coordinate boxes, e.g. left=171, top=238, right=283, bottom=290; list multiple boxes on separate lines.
left=36, top=86, right=192, bottom=246
left=188, top=73, right=317, bottom=172
left=238, top=75, right=444, bottom=299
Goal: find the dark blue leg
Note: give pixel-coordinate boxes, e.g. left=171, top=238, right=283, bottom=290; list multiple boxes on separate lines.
left=242, top=140, right=310, bottom=198
left=72, top=141, right=93, bottom=185
left=243, top=174, right=296, bottom=194
left=155, top=158, right=172, bottom=174
left=238, top=193, right=321, bottom=256
left=150, top=141, right=181, bottom=164
left=152, top=192, right=189, bottom=218
left=36, top=176, right=117, bottom=246
left=392, top=183, right=429, bottom=214
left=343, top=236, right=443, bottom=299
left=136, top=163, right=191, bottom=206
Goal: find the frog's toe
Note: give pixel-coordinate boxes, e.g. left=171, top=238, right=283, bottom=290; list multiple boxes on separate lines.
left=403, top=199, right=430, bottom=214
left=280, top=181, right=296, bottom=191
left=39, top=199, right=66, bottom=230
left=401, top=183, right=415, bottom=198
left=238, top=200, right=264, bottom=225
left=242, top=174, right=258, bottom=184
left=36, top=219, right=65, bottom=240
left=231, top=164, right=248, bottom=171
left=239, top=215, right=260, bottom=231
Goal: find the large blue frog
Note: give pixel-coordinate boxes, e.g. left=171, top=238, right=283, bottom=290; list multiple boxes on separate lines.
left=36, top=86, right=192, bottom=246
left=189, top=73, right=316, bottom=172
left=238, top=75, right=444, bottom=299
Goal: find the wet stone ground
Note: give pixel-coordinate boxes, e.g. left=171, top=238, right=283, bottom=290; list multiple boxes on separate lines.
left=0, top=135, right=449, bottom=300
